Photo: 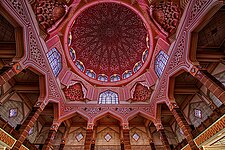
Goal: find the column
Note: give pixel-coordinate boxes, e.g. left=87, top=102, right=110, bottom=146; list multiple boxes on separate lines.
left=122, top=123, right=131, bottom=150
left=191, top=67, right=225, bottom=103
left=0, top=63, right=22, bottom=86
left=42, top=122, right=60, bottom=150
left=84, top=123, right=95, bottom=150
left=150, top=141, right=156, bottom=150
left=145, top=125, right=156, bottom=150
left=155, top=123, right=171, bottom=150
left=11, top=102, right=45, bottom=150
left=59, top=126, right=70, bottom=150
left=168, top=102, right=199, bottom=150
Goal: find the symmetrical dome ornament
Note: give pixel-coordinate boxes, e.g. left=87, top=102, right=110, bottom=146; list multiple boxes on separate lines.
left=66, top=2, right=152, bottom=85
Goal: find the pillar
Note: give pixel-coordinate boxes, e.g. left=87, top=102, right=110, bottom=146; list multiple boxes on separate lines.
left=0, top=63, right=22, bottom=86
left=155, top=123, right=171, bottom=150
left=150, top=141, right=156, bottom=150
left=59, top=126, right=70, bottom=150
left=191, top=68, right=225, bottom=104
left=11, top=102, right=45, bottom=150
left=84, top=129, right=94, bottom=150
left=42, top=122, right=60, bottom=150
left=121, top=123, right=131, bottom=150
left=145, top=125, right=156, bottom=150
left=168, top=102, right=199, bottom=150
left=84, top=123, right=95, bottom=150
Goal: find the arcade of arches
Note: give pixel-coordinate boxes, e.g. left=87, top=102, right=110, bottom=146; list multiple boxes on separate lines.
left=0, top=0, right=225, bottom=150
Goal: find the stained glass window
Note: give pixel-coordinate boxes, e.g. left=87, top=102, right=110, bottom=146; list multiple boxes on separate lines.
left=9, top=108, right=17, bottom=118
left=142, top=49, right=149, bottom=62
left=75, top=60, right=85, bottom=72
left=47, top=47, right=62, bottom=77
left=110, top=74, right=120, bottom=82
left=86, top=69, right=96, bottom=78
left=133, top=62, right=142, bottom=73
left=122, top=70, right=132, bottom=79
left=68, top=32, right=72, bottom=46
left=155, top=50, right=169, bottom=77
left=99, top=90, right=119, bottom=104
left=69, top=47, right=76, bottom=61
left=98, top=74, right=108, bottom=82
left=194, top=109, right=202, bottom=118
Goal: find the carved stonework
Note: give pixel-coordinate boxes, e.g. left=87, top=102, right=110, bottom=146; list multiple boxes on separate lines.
left=151, top=1, right=181, bottom=35
left=187, top=0, right=210, bottom=27
left=63, top=83, right=85, bottom=101
left=83, top=107, right=101, bottom=115
left=115, top=107, right=133, bottom=115
left=32, top=0, right=66, bottom=31
left=131, top=83, right=152, bottom=102
left=48, top=76, right=60, bottom=99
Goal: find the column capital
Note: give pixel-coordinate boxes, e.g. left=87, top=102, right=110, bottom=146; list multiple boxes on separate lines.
left=189, top=65, right=205, bottom=76
left=154, top=123, right=164, bottom=131
left=167, top=102, right=179, bottom=111
left=34, top=100, right=47, bottom=110
left=87, top=122, right=94, bottom=130
left=50, top=122, right=61, bottom=131
left=12, top=63, right=22, bottom=74
left=122, top=122, right=129, bottom=130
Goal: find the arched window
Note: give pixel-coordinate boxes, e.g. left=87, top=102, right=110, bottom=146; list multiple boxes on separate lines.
left=110, top=74, right=120, bottom=82
left=98, top=74, right=108, bottom=82
left=86, top=69, right=96, bottom=78
left=68, top=32, right=72, bottom=46
left=47, top=47, right=62, bottom=76
left=146, top=35, right=150, bottom=48
left=69, top=47, right=76, bottom=61
left=142, top=49, right=149, bottom=62
left=99, top=90, right=119, bottom=104
left=75, top=60, right=85, bottom=72
left=155, top=50, right=169, bottom=77
left=133, top=61, right=142, bottom=73
left=122, top=70, right=132, bottom=79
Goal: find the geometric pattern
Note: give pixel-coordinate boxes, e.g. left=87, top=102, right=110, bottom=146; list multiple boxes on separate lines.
left=69, top=3, right=149, bottom=82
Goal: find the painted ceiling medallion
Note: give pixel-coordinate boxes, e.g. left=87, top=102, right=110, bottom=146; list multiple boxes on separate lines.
left=68, top=3, right=150, bottom=82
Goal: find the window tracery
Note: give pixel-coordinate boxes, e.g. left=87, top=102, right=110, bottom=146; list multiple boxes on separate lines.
left=155, top=50, right=169, bottom=77
left=98, top=74, right=108, bottom=82
left=122, top=70, right=132, bottom=79
left=86, top=69, right=96, bottom=79
left=69, top=47, right=76, bottom=61
left=133, top=62, right=142, bottom=73
left=110, top=74, right=120, bottom=82
left=98, top=90, right=119, bottom=104
left=47, top=47, right=62, bottom=77
left=75, top=60, right=85, bottom=72
left=142, top=49, right=149, bottom=62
